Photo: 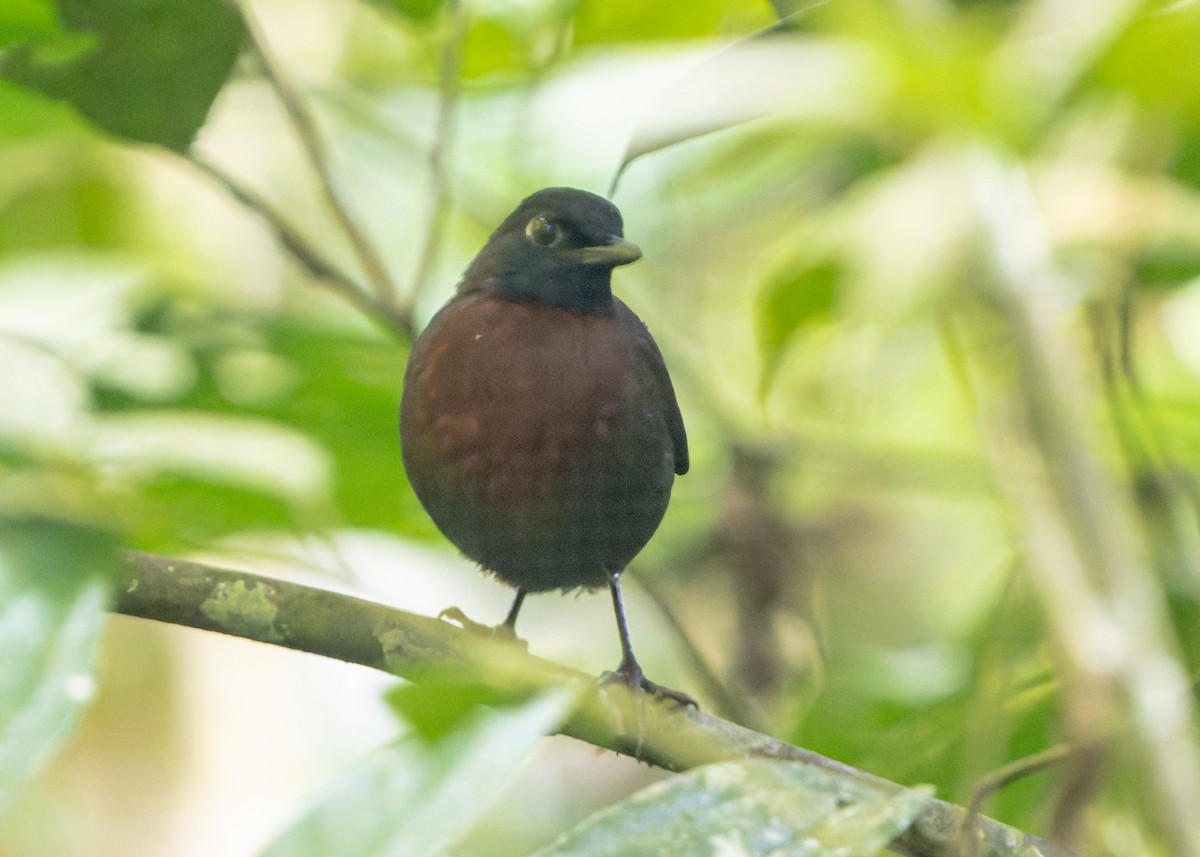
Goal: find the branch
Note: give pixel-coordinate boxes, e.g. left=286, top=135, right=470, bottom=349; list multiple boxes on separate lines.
left=401, top=0, right=469, bottom=320
left=114, top=551, right=1075, bottom=857
left=186, top=153, right=415, bottom=338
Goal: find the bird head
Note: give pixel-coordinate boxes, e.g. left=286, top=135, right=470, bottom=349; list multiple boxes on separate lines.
left=460, top=187, right=641, bottom=315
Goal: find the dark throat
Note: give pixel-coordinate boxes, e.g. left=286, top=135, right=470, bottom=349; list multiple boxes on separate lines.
left=487, top=268, right=616, bottom=316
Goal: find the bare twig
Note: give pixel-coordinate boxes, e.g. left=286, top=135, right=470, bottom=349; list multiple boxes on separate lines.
left=956, top=745, right=1075, bottom=857
left=1048, top=742, right=1105, bottom=851
left=234, top=0, right=401, bottom=307
left=113, top=550, right=1076, bottom=857
left=402, top=0, right=470, bottom=319
left=187, top=154, right=414, bottom=337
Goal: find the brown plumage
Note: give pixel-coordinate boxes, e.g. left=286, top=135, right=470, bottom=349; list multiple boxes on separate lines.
left=399, top=187, right=691, bottom=703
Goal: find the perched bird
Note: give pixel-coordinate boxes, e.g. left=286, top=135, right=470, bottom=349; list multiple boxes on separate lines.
left=399, top=187, right=691, bottom=704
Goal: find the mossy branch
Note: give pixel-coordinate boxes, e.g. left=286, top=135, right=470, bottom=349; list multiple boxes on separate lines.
left=113, top=550, right=1074, bottom=857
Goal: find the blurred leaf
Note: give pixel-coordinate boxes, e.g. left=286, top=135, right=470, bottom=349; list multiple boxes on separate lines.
left=94, top=298, right=415, bottom=544
left=1088, top=3, right=1200, bottom=129
left=792, top=568, right=1059, bottom=814
left=129, top=476, right=301, bottom=548
left=1134, top=240, right=1200, bottom=290
left=0, top=276, right=401, bottom=550
left=533, top=758, right=933, bottom=857
left=0, top=0, right=60, bottom=48
left=387, top=682, right=512, bottom=742
left=258, top=691, right=575, bottom=857
left=575, top=0, right=772, bottom=45
left=771, top=0, right=830, bottom=26
left=1166, top=587, right=1200, bottom=678
left=89, top=411, right=332, bottom=502
left=461, top=16, right=527, bottom=79
left=618, top=35, right=879, bottom=172
left=0, top=0, right=243, bottom=151
left=813, top=0, right=1022, bottom=142
left=0, top=76, right=87, bottom=140
left=364, top=0, right=446, bottom=24
left=0, top=517, right=115, bottom=821
left=83, top=408, right=338, bottom=548
left=0, top=163, right=134, bottom=249
left=260, top=326, right=411, bottom=533
left=1171, top=132, right=1200, bottom=190
left=758, top=259, right=840, bottom=393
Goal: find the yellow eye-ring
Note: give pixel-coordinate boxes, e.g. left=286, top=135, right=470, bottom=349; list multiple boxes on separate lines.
left=525, top=214, right=563, bottom=247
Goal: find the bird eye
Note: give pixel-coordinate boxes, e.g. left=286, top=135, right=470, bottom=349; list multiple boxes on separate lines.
left=525, top=214, right=563, bottom=247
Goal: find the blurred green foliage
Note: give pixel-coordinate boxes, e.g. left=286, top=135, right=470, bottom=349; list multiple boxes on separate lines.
left=2, top=0, right=1200, bottom=855
left=1, top=0, right=242, bottom=150
left=260, top=693, right=574, bottom=857
left=0, top=517, right=115, bottom=821
left=0, top=0, right=60, bottom=51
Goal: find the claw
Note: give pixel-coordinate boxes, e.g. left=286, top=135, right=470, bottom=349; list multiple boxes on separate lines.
left=601, top=664, right=698, bottom=709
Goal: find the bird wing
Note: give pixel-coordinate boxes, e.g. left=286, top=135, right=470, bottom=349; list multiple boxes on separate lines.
left=614, top=298, right=689, bottom=476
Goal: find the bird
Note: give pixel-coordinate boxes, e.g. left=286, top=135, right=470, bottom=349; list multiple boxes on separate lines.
left=399, top=187, right=692, bottom=704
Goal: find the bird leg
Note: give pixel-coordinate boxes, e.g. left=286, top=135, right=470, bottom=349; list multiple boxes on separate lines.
left=437, top=588, right=525, bottom=641
left=602, top=572, right=697, bottom=708
left=499, top=588, right=526, bottom=637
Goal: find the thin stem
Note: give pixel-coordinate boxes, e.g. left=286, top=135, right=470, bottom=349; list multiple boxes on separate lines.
left=235, top=0, right=401, bottom=306
left=955, top=745, right=1075, bottom=857
left=402, top=0, right=470, bottom=319
left=187, top=154, right=414, bottom=338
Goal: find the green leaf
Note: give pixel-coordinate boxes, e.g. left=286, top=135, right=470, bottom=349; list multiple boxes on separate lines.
left=0, top=517, right=115, bottom=821
left=533, top=759, right=933, bottom=857
left=363, top=0, right=446, bottom=24
left=460, top=16, right=525, bottom=80
left=757, top=259, right=840, bottom=393
left=122, top=303, right=415, bottom=537
left=258, top=691, right=576, bottom=857
left=387, top=682, right=513, bottom=743
left=0, top=0, right=60, bottom=48
left=575, top=0, right=773, bottom=46
left=1, top=0, right=244, bottom=151
left=1088, top=3, right=1200, bottom=131
left=129, top=476, right=304, bottom=548
left=46, top=288, right=413, bottom=546
left=104, top=417, right=335, bottom=545
left=0, top=77, right=85, bottom=139
left=618, top=35, right=880, bottom=172
left=1134, top=240, right=1200, bottom=290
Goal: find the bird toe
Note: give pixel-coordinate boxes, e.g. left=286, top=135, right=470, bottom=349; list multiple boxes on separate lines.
left=601, top=665, right=698, bottom=709
left=437, top=606, right=527, bottom=647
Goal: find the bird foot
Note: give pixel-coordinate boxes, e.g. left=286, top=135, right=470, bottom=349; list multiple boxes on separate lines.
left=601, top=664, right=697, bottom=709
left=437, top=607, right=522, bottom=643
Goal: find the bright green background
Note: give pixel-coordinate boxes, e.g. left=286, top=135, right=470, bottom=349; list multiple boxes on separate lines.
left=3, top=0, right=1200, bottom=855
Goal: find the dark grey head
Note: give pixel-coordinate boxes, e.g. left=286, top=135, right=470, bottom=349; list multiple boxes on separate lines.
left=459, top=187, right=641, bottom=315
